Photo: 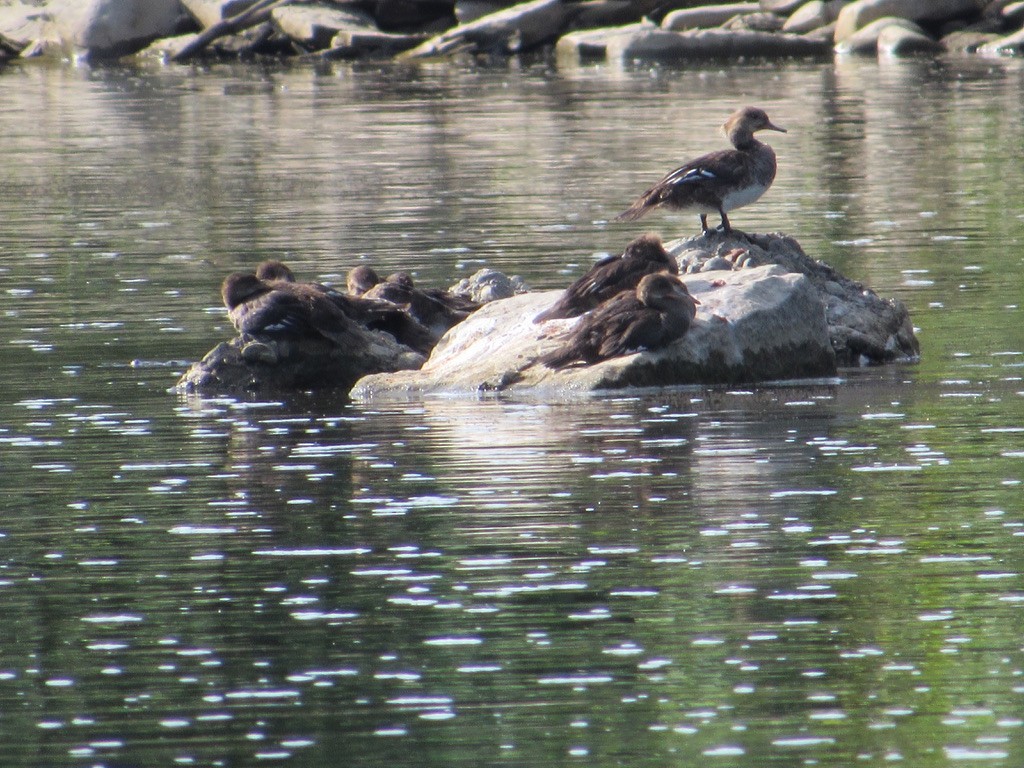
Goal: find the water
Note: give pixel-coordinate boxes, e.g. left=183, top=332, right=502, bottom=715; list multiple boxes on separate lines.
left=1, top=54, right=1023, bottom=766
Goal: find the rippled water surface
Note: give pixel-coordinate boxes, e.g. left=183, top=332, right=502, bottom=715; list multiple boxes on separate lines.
left=1, top=55, right=1023, bottom=766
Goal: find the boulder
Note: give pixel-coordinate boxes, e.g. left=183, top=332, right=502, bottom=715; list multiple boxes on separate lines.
left=760, top=0, right=807, bottom=12
left=351, top=260, right=837, bottom=399
left=604, top=25, right=831, bottom=61
left=669, top=232, right=919, bottom=366
left=941, top=28, right=999, bottom=51
left=322, top=28, right=430, bottom=56
left=448, top=268, right=531, bottom=304
left=0, top=2, right=52, bottom=54
left=400, top=0, right=579, bottom=56
left=661, top=3, right=761, bottom=31
left=834, top=15, right=924, bottom=53
left=47, top=0, right=184, bottom=59
left=978, top=24, right=1024, bottom=52
left=176, top=328, right=426, bottom=395
left=877, top=22, right=943, bottom=54
left=782, top=0, right=845, bottom=33
left=834, top=0, right=985, bottom=43
left=271, top=4, right=376, bottom=49
left=181, top=0, right=259, bottom=28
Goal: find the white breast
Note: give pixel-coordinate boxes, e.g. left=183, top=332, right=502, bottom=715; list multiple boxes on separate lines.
left=721, top=181, right=769, bottom=213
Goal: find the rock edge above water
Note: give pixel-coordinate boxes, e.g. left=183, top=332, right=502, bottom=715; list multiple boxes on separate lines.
left=352, top=231, right=918, bottom=400
left=176, top=231, right=919, bottom=399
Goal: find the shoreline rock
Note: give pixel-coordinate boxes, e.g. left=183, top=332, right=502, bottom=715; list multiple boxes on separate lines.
left=0, top=0, right=1017, bottom=63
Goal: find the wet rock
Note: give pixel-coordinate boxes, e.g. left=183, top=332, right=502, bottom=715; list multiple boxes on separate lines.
left=181, top=0, right=258, bottom=28
left=322, top=27, right=430, bottom=56
left=660, top=3, right=761, bottom=31
left=978, top=23, right=1024, bottom=51
left=782, top=0, right=845, bottom=33
left=760, top=0, right=807, bottom=13
left=603, top=25, right=830, bottom=62
left=669, top=232, right=919, bottom=366
left=351, top=261, right=837, bottom=399
left=271, top=4, right=376, bottom=50
left=47, top=0, right=184, bottom=59
left=834, top=16, right=923, bottom=53
left=400, top=0, right=579, bottom=56
left=448, top=268, right=530, bottom=304
left=721, top=10, right=786, bottom=30
left=941, top=28, right=999, bottom=51
left=834, top=0, right=985, bottom=43
left=0, top=2, right=53, bottom=54
left=176, top=327, right=426, bottom=395
left=877, top=22, right=943, bottom=54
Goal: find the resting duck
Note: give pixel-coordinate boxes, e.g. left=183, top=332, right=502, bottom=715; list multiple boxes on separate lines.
left=534, top=234, right=678, bottom=323
left=346, top=265, right=381, bottom=297
left=538, top=273, right=699, bottom=370
left=221, top=271, right=353, bottom=342
left=254, top=260, right=435, bottom=355
left=364, top=272, right=479, bottom=337
left=616, top=106, right=785, bottom=235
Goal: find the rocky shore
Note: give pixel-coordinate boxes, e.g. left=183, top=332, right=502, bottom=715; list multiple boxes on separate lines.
left=176, top=231, right=919, bottom=398
left=1, top=0, right=1022, bottom=64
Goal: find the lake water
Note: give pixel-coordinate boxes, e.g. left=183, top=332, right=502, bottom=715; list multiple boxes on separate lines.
left=1, top=53, right=1023, bottom=766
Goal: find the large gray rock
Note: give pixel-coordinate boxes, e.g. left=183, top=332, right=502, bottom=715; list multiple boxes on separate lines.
left=586, top=24, right=830, bottom=62
left=0, top=2, right=52, bottom=53
left=271, top=4, right=376, bottom=49
left=661, top=3, right=761, bottom=31
left=834, top=15, right=923, bottom=53
left=877, top=22, right=943, bottom=54
left=834, top=0, right=985, bottom=42
left=782, top=0, right=846, bottom=33
left=351, top=261, right=838, bottom=400
left=181, top=0, right=258, bottom=28
left=47, top=0, right=183, bottom=58
left=669, top=232, right=919, bottom=366
left=401, top=0, right=579, bottom=56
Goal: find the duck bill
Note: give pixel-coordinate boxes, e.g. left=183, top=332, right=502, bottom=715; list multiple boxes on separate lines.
left=766, top=121, right=787, bottom=133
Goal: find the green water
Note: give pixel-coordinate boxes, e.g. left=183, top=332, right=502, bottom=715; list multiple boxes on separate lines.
left=0, top=55, right=1022, bottom=766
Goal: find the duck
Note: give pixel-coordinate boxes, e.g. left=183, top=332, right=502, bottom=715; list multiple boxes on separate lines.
left=221, top=271, right=354, bottom=342
left=252, top=260, right=436, bottom=355
left=363, top=271, right=479, bottom=338
left=534, top=234, right=678, bottom=323
left=615, top=106, right=785, bottom=235
left=538, top=273, right=699, bottom=370
left=346, top=265, right=381, bottom=297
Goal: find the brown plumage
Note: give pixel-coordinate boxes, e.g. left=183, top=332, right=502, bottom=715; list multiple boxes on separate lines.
left=538, top=273, right=699, bottom=370
left=534, top=234, right=678, bottom=323
left=364, top=272, right=479, bottom=337
left=347, top=265, right=381, bottom=296
left=252, top=260, right=435, bottom=355
left=616, top=106, right=785, bottom=235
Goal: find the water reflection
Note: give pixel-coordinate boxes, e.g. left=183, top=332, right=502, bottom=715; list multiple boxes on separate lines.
left=2, top=57, right=1024, bottom=766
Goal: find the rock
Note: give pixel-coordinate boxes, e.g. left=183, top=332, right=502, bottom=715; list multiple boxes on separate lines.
left=668, top=232, right=919, bottom=366
left=176, top=327, right=426, bottom=395
left=722, top=10, right=786, bottom=30
left=760, top=0, right=807, bottom=12
left=1004, top=1, right=1024, bottom=25
left=782, top=0, right=845, bottom=33
left=271, top=4, right=376, bottom=50
left=941, top=28, right=999, bottom=50
left=181, top=0, right=259, bottom=28
left=400, top=0, right=579, bottom=56
left=555, top=23, right=643, bottom=60
left=834, top=15, right=923, bottom=53
left=351, top=261, right=837, bottom=399
left=570, top=0, right=652, bottom=32
left=661, top=3, right=761, bottom=31
left=605, top=25, right=831, bottom=62
left=834, top=0, right=986, bottom=43
left=47, top=0, right=184, bottom=59
left=322, top=27, right=430, bottom=56
left=978, top=24, right=1024, bottom=51
left=0, top=1, right=52, bottom=54
left=877, top=22, right=943, bottom=53
left=448, top=268, right=530, bottom=304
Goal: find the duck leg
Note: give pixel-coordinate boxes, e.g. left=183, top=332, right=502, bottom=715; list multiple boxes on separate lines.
left=699, top=214, right=710, bottom=234
left=717, top=209, right=732, bottom=234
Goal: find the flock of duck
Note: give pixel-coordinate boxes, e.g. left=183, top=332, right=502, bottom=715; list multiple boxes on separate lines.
left=221, top=106, right=784, bottom=370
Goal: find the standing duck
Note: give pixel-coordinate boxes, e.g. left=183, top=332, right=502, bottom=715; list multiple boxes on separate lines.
left=538, top=273, right=699, bottom=370
left=534, top=234, right=678, bottom=323
left=616, top=106, right=785, bottom=235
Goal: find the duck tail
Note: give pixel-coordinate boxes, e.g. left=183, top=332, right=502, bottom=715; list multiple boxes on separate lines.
left=614, top=196, right=654, bottom=222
